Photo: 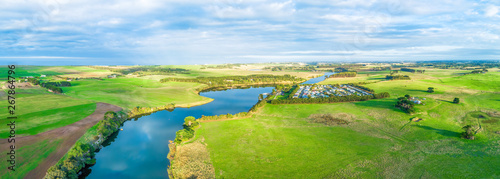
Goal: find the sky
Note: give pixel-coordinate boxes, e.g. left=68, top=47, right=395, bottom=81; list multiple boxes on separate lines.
left=0, top=0, right=499, bottom=65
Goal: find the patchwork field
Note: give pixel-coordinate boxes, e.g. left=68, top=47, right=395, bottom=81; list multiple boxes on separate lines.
left=0, top=66, right=115, bottom=80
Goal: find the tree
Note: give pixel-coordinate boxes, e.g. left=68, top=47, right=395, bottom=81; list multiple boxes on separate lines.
left=104, top=111, right=117, bottom=120
left=453, top=97, right=460, bottom=104
left=182, top=116, right=198, bottom=130
left=404, top=94, right=411, bottom=99
left=259, top=94, right=264, bottom=101
left=461, top=125, right=475, bottom=140
left=427, top=87, right=434, bottom=93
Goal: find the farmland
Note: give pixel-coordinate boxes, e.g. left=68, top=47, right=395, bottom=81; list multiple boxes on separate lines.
left=60, top=78, right=213, bottom=109
left=0, top=87, right=96, bottom=138
left=1, top=63, right=499, bottom=178
left=178, top=67, right=500, bottom=178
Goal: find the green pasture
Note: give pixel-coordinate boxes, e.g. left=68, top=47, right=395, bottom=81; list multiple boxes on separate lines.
left=195, top=70, right=500, bottom=178
left=0, top=139, right=62, bottom=179
left=0, top=91, right=96, bottom=138
left=60, top=77, right=213, bottom=109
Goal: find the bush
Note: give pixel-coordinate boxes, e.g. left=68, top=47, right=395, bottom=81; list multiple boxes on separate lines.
left=461, top=125, right=475, bottom=140
left=427, top=87, right=434, bottom=93
left=395, top=96, right=415, bottom=114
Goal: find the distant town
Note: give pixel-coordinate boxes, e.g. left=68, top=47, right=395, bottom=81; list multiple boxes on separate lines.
left=293, top=84, right=372, bottom=99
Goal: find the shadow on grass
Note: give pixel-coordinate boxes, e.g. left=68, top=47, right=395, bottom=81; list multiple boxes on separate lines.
left=452, top=73, right=470, bottom=76
left=413, top=125, right=460, bottom=138
left=354, top=98, right=403, bottom=113
left=436, top=99, right=454, bottom=104
left=406, top=89, right=428, bottom=93
left=367, top=77, right=386, bottom=80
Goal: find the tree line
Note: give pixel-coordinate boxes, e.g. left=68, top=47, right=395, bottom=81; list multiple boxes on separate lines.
left=160, top=74, right=304, bottom=87
left=201, top=64, right=242, bottom=69
left=329, top=72, right=357, bottom=78
left=271, top=92, right=390, bottom=104
left=27, top=78, right=70, bottom=94
left=264, top=66, right=316, bottom=71
left=89, top=66, right=190, bottom=75
left=45, top=111, right=128, bottom=179
left=372, top=67, right=392, bottom=71
left=400, top=68, right=425, bottom=73
left=386, top=75, right=411, bottom=80
left=471, top=69, right=488, bottom=74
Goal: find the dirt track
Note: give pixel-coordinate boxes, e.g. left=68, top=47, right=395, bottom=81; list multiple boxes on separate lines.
left=0, top=102, right=122, bottom=179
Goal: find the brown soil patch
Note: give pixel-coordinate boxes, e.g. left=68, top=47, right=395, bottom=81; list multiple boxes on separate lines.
left=0, top=102, right=121, bottom=179
left=3, top=82, right=33, bottom=89
left=308, top=113, right=352, bottom=126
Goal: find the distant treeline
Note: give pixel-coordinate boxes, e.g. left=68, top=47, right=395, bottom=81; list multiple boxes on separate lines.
left=314, top=64, right=365, bottom=68
left=45, top=111, right=128, bottom=178
left=400, top=68, right=425, bottom=73
left=329, top=72, right=357, bottom=78
left=201, top=64, right=242, bottom=69
left=121, top=67, right=189, bottom=75
left=471, top=69, right=488, bottom=74
left=386, top=75, right=411, bottom=80
left=372, top=67, right=392, bottom=71
left=264, top=66, right=315, bottom=71
left=334, top=67, right=349, bottom=72
left=270, top=92, right=390, bottom=104
left=160, top=74, right=304, bottom=87
left=27, top=78, right=70, bottom=94
left=392, top=61, right=500, bottom=69
left=90, top=66, right=190, bottom=75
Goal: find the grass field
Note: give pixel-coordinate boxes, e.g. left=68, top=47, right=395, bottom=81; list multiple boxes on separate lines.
left=0, top=66, right=115, bottom=80
left=0, top=87, right=96, bottom=138
left=0, top=139, right=62, bottom=179
left=190, top=69, right=500, bottom=178
left=60, top=77, right=213, bottom=109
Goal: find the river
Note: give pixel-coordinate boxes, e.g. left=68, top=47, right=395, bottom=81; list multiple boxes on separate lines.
left=83, top=73, right=332, bottom=178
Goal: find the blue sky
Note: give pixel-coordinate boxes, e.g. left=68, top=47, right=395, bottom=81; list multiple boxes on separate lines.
left=0, top=0, right=499, bottom=65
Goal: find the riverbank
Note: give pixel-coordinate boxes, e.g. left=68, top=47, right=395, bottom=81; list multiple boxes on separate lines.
left=0, top=103, right=121, bottom=179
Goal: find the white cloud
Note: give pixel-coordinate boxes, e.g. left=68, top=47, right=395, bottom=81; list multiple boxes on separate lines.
left=207, top=6, right=255, bottom=18
left=96, top=18, right=123, bottom=26
left=485, top=5, right=499, bottom=17
left=1, top=0, right=499, bottom=64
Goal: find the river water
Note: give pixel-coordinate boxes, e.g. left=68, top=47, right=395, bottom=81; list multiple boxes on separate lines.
left=84, top=74, right=331, bottom=178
